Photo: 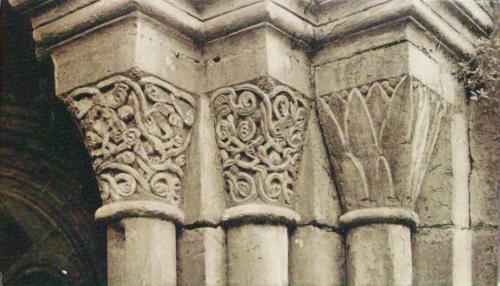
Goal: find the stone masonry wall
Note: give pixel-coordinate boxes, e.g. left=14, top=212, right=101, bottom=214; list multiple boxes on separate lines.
left=2, top=1, right=498, bottom=285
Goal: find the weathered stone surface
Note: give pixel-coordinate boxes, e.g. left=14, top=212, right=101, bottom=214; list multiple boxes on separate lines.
left=204, top=26, right=310, bottom=95
left=134, top=15, right=202, bottom=93
left=471, top=227, right=498, bottom=285
left=289, top=225, right=344, bottom=286
left=107, top=217, right=176, bottom=286
left=6, top=1, right=496, bottom=286
left=315, top=44, right=410, bottom=96
left=452, top=228, right=473, bottom=286
left=413, top=226, right=494, bottom=286
left=227, top=223, right=288, bottom=286
left=316, top=35, right=458, bottom=102
left=182, top=95, right=226, bottom=225
left=177, top=227, right=226, bottom=286
left=52, top=15, right=202, bottom=95
left=415, top=113, right=453, bottom=226
left=346, top=224, right=412, bottom=286
left=451, top=103, right=473, bottom=229
left=295, top=108, right=341, bottom=227
left=339, top=207, right=419, bottom=229
left=413, top=227, right=453, bottom=285
left=264, top=28, right=311, bottom=97
left=204, top=27, right=270, bottom=94
left=469, top=98, right=500, bottom=227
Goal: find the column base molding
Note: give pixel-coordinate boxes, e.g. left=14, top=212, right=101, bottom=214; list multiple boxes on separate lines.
left=95, top=200, right=184, bottom=225
left=339, top=207, right=419, bottom=229
left=221, top=204, right=301, bottom=227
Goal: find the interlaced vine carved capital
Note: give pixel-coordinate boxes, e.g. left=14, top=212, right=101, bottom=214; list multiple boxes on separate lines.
left=317, top=75, right=447, bottom=212
left=65, top=74, right=196, bottom=206
left=211, top=78, right=309, bottom=207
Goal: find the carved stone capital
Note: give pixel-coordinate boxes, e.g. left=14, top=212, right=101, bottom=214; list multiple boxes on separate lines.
left=211, top=77, right=310, bottom=210
left=64, top=71, right=196, bottom=212
left=317, top=75, right=447, bottom=224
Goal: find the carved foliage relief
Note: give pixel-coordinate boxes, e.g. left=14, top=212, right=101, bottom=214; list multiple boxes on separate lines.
left=317, top=76, right=447, bottom=212
left=66, top=75, right=196, bottom=206
left=211, top=79, right=309, bottom=207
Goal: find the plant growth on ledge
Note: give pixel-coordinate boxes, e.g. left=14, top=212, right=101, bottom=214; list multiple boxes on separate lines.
left=456, top=13, right=499, bottom=102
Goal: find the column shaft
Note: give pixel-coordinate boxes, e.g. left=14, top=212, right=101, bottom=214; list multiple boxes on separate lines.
left=289, top=225, right=344, bottom=286
left=346, top=224, right=412, bottom=286
left=227, top=224, right=288, bottom=286
left=107, top=217, right=176, bottom=286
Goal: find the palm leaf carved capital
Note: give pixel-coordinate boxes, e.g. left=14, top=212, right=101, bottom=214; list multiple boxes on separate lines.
left=317, top=75, right=447, bottom=213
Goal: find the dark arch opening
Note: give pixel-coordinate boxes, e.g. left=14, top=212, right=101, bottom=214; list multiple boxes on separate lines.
left=0, top=209, right=31, bottom=272
left=1, top=1, right=106, bottom=285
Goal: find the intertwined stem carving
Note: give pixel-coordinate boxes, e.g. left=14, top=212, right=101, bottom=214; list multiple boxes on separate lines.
left=66, top=75, right=196, bottom=206
left=211, top=79, right=309, bottom=207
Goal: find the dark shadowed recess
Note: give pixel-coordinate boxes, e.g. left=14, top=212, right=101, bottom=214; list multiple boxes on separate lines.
left=1, top=1, right=106, bottom=285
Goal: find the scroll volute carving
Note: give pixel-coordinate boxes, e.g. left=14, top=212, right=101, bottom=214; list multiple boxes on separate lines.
left=317, top=75, right=447, bottom=212
left=65, top=74, right=196, bottom=207
left=211, top=78, right=310, bottom=207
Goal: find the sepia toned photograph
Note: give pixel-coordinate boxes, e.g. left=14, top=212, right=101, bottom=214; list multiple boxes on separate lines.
left=1, top=0, right=499, bottom=285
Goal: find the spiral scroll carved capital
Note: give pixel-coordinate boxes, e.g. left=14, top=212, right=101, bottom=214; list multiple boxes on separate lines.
left=211, top=78, right=310, bottom=207
left=65, top=74, right=196, bottom=206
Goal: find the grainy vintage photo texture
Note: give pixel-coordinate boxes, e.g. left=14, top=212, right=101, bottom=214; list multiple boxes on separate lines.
left=1, top=0, right=499, bottom=285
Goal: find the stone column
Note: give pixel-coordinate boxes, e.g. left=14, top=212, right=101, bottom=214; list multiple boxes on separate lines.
left=317, top=76, right=446, bottom=285
left=210, top=78, right=309, bottom=286
left=201, top=6, right=315, bottom=283
left=10, top=0, right=493, bottom=285
left=67, top=74, right=196, bottom=286
left=8, top=2, right=202, bottom=285
left=313, top=1, right=491, bottom=284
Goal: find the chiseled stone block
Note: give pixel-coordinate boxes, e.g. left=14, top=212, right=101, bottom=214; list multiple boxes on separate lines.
left=204, top=27, right=269, bottom=94
left=347, top=224, right=412, bottom=286
left=415, top=113, right=453, bottom=226
left=52, top=15, right=202, bottom=96
left=472, top=227, right=498, bottom=286
left=108, top=217, right=177, bottom=286
left=413, top=227, right=453, bottom=285
left=413, top=226, right=497, bottom=286
left=469, top=99, right=500, bottom=227
left=204, top=26, right=310, bottom=96
left=182, top=95, right=226, bottom=225
left=227, top=223, right=289, bottom=286
left=290, top=225, right=344, bottom=286
left=295, top=109, right=341, bottom=227
left=470, top=167, right=499, bottom=227
left=177, top=227, right=226, bottom=286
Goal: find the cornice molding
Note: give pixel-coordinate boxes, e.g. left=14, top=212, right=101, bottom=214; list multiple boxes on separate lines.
left=452, top=0, right=494, bottom=30
left=9, top=0, right=494, bottom=58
